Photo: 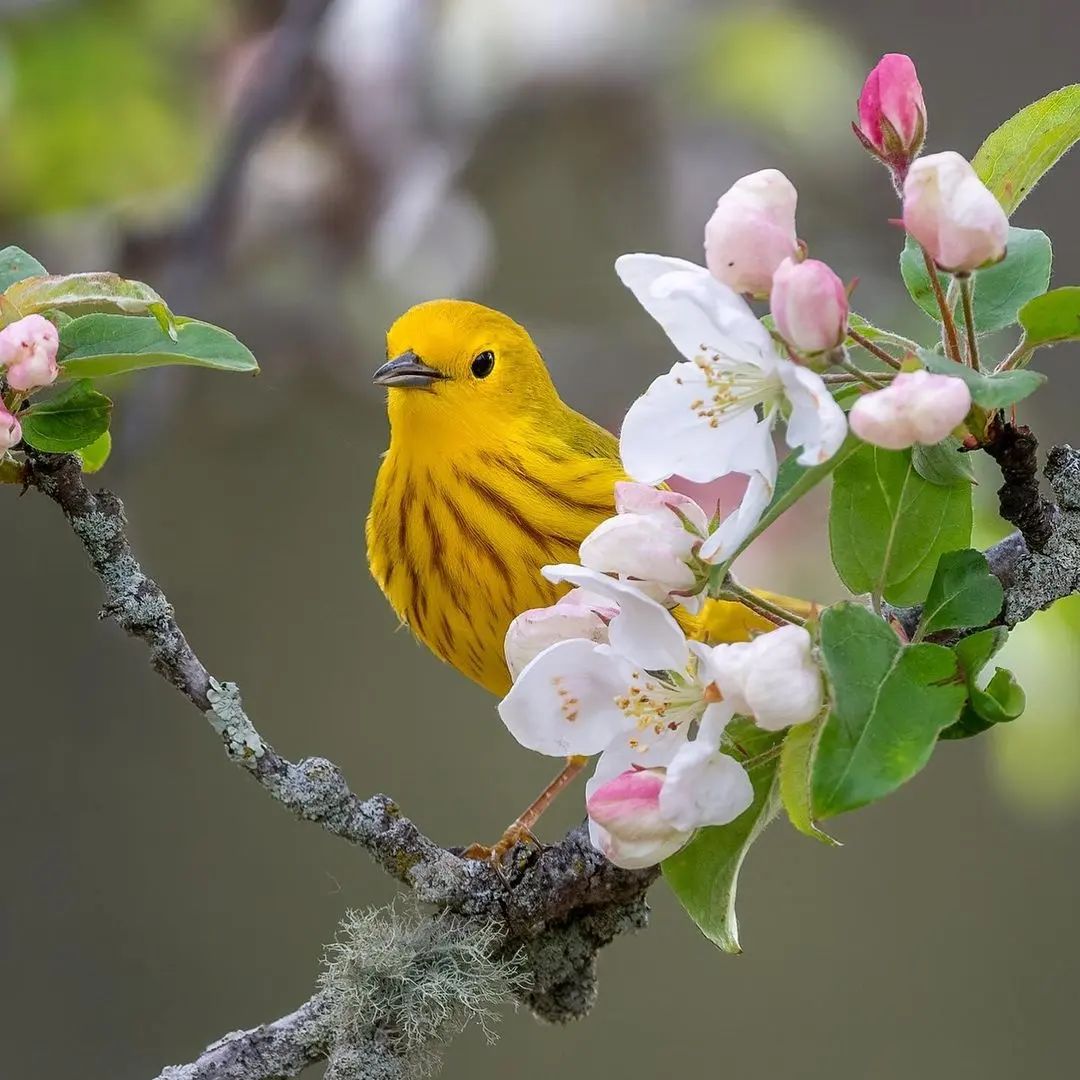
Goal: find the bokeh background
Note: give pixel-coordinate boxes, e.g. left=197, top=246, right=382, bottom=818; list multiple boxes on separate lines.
left=4, top=1, right=1080, bottom=1077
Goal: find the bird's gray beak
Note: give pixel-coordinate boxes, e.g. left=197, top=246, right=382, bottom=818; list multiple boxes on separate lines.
left=372, top=351, right=445, bottom=389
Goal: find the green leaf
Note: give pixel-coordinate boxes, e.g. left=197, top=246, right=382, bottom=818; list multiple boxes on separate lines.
left=76, top=430, right=112, bottom=474
left=0, top=246, right=47, bottom=292
left=940, top=627, right=1023, bottom=740
left=719, top=433, right=863, bottom=574
left=916, top=549, right=1004, bottom=639
left=779, top=721, right=840, bottom=846
left=4, top=272, right=176, bottom=336
left=911, top=437, right=976, bottom=487
left=1017, top=286, right=1080, bottom=349
left=58, top=314, right=259, bottom=378
left=813, top=603, right=966, bottom=817
left=900, top=229, right=1051, bottom=333
left=663, top=724, right=782, bottom=953
left=972, top=84, right=1080, bottom=215
left=918, top=349, right=1046, bottom=409
left=829, top=443, right=973, bottom=606
left=19, top=379, right=113, bottom=452
left=847, top=313, right=919, bottom=353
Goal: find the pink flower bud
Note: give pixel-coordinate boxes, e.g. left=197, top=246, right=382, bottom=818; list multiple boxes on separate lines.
left=855, top=53, right=926, bottom=176
left=0, top=314, right=60, bottom=393
left=902, top=152, right=1009, bottom=272
left=849, top=370, right=972, bottom=450
left=704, top=169, right=800, bottom=297
left=0, top=407, right=21, bottom=451
left=587, top=767, right=690, bottom=868
left=770, top=257, right=849, bottom=354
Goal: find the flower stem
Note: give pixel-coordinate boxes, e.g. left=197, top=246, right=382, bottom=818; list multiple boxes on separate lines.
left=846, top=328, right=903, bottom=370
left=957, top=273, right=980, bottom=370
left=836, top=357, right=887, bottom=390
left=719, top=579, right=807, bottom=627
left=920, top=245, right=964, bottom=363
left=998, top=339, right=1033, bottom=372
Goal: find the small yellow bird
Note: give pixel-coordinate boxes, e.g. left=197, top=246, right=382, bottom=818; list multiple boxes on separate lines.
left=367, top=300, right=782, bottom=849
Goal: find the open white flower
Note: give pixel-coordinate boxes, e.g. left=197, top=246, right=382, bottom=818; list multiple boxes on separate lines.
left=615, top=254, right=847, bottom=486
left=499, top=566, right=754, bottom=868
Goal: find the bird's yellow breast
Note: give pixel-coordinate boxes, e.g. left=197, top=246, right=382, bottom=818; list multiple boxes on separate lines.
left=367, top=429, right=626, bottom=696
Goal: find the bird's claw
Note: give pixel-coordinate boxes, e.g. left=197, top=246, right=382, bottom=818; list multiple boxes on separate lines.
left=461, top=822, right=544, bottom=885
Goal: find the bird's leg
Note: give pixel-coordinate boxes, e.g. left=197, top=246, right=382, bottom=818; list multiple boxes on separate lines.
left=462, top=755, right=588, bottom=864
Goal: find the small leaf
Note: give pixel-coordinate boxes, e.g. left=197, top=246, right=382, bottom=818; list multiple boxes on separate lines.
left=76, top=430, right=112, bottom=474
left=779, top=721, right=840, bottom=846
left=918, top=349, right=1046, bottom=409
left=912, top=438, right=977, bottom=486
left=0, top=246, right=47, bottom=293
left=941, top=628, right=1025, bottom=739
left=813, top=603, right=967, bottom=817
left=58, top=314, right=259, bottom=378
left=663, top=724, right=782, bottom=953
left=5, top=272, right=176, bottom=334
left=1017, top=286, right=1080, bottom=349
left=829, top=443, right=973, bottom=606
left=899, top=229, right=1052, bottom=333
left=916, top=549, right=1004, bottom=639
left=19, top=379, right=113, bottom=452
left=972, top=84, right=1080, bottom=215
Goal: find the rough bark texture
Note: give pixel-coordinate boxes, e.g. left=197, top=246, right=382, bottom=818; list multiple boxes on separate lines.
left=22, top=439, right=1080, bottom=1079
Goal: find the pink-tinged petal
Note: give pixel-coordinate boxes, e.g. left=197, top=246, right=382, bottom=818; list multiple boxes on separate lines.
left=555, top=586, right=620, bottom=621
left=498, top=638, right=633, bottom=757
left=778, top=363, right=848, bottom=466
left=903, top=152, right=1008, bottom=272
left=660, top=740, right=754, bottom=831
left=850, top=370, right=971, bottom=450
left=0, top=408, right=22, bottom=451
left=770, top=257, right=849, bottom=354
left=614, top=480, right=710, bottom=535
left=620, top=362, right=776, bottom=485
left=615, top=254, right=775, bottom=363
left=698, top=466, right=775, bottom=564
left=580, top=513, right=697, bottom=590
left=704, top=170, right=800, bottom=297
left=857, top=54, right=926, bottom=161
left=504, top=604, right=610, bottom=681
left=0, top=314, right=60, bottom=392
left=542, top=564, right=689, bottom=672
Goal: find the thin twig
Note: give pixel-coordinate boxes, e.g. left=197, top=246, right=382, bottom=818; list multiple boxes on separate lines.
left=846, top=328, right=903, bottom=370
left=920, top=246, right=964, bottom=363
left=957, top=274, right=980, bottom=369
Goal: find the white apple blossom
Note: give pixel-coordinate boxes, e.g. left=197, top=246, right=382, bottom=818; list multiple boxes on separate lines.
left=498, top=566, right=754, bottom=867
left=615, top=253, right=847, bottom=487
left=577, top=480, right=770, bottom=614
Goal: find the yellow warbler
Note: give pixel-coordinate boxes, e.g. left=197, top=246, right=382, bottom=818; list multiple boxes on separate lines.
left=366, top=299, right=782, bottom=698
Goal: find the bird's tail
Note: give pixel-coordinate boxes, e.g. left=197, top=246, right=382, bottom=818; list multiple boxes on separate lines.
left=686, top=590, right=818, bottom=645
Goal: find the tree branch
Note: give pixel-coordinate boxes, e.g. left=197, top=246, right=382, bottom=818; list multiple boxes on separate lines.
left=22, top=448, right=658, bottom=1077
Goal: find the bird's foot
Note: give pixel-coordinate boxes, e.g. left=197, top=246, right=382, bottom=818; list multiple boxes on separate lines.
left=461, top=821, right=544, bottom=867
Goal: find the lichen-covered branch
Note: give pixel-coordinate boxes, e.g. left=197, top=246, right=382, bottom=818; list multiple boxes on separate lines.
left=23, top=448, right=658, bottom=1077
left=885, top=444, right=1080, bottom=638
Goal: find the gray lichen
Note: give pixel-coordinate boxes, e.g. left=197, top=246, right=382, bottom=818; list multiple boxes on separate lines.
left=320, top=902, right=529, bottom=1078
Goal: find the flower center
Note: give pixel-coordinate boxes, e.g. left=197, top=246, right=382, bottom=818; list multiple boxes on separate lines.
left=614, top=663, right=707, bottom=751
left=689, top=352, right=782, bottom=427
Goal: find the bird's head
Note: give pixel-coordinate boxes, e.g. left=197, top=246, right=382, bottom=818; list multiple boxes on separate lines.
left=375, top=300, right=558, bottom=438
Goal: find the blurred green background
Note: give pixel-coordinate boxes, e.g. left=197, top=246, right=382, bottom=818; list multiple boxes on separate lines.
left=4, top=1, right=1080, bottom=1077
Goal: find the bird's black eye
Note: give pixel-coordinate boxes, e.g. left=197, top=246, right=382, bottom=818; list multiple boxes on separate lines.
left=471, top=350, right=495, bottom=379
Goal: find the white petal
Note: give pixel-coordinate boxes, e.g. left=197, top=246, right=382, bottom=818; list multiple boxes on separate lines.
left=742, top=625, right=824, bottom=730
left=659, top=741, right=754, bottom=831
left=504, top=604, right=610, bottom=681
left=614, top=253, right=775, bottom=364
left=777, top=362, right=849, bottom=466
left=498, top=639, right=632, bottom=756
left=541, top=565, right=689, bottom=671
left=580, top=513, right=697, bottom=589
left=704, top=640, right=754, bottom=714
left=698, top=466, right=776, bottom=563
left=620, top=363, right=777, bottom=485
left=587, top=815, right=690, bottom=869
left=614, top=481, right=710, bottom=536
